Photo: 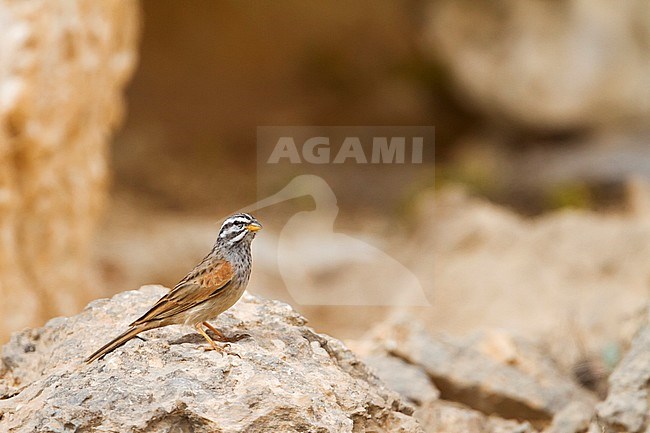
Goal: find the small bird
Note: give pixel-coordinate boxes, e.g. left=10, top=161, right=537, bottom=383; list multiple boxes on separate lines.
left=86, top=213, right=262, bottom=363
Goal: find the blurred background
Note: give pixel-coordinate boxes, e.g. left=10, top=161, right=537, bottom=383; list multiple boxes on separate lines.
left=1, top=0, right=650, bottom=379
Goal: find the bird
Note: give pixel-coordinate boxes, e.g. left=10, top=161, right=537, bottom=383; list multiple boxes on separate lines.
left=85, top=213, right=262, bottom=363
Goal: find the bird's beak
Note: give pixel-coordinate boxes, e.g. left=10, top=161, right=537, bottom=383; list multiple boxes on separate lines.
left=246, top=222, right=262, bottom=232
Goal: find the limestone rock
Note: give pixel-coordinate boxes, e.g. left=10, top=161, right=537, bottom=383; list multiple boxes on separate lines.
left=367, top=319, right=595, bottom=422
left=544, top=401, right=593, bottom=433
left=363, top=353, right=440, bottom=405
left=0, top=0, right=140, bottom=342
left=410, top=186, right=650, bottom=371
left=415, top=400, right=535, bottom=433
left=424, top=0, right=650, bottom=129
left=354, top=334, right=542, bottom=432
left=0, top=286, right=422, bottom=432
left=594, top=310, right=650, bottom=432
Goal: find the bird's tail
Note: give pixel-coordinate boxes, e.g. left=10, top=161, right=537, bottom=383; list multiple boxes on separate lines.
left=85, top=326, right=147, bottom=363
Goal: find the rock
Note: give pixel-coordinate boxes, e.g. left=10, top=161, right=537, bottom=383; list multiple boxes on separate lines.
left=416, top=401, right=486, bottom=433
left=363, top=353, right=440, bottom=405
left=423, top=0, right=650, bottom=129
left=367, top=319, right=595, bottom=422
left=0, top=0, right=140, bottom=342
left=544, top=401, right=593, bottom=433
left=593, top=310, right=650, bottom=432
left=414, top=400, right=536, bottom=433
left=353, top=327, right=564, bottom=432
left=0, top=285, right=423, bottom=433
left=410, top=187, right=650, bottom=371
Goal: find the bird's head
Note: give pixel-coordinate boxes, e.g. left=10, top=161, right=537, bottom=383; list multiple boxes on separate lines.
left=218, top=213, right=262, bottom=245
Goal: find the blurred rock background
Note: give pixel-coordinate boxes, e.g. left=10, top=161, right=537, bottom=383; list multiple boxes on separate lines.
left=1, top=0, right=650, bottom=397
left=0, top=0, right=139, bottom=342
left=99, top=0, right=650, bottom=339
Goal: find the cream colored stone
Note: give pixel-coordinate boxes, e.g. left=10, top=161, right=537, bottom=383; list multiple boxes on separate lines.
left=0, top=0, right=140, bottom=341
left=425, top=0, right=650, bottom=128
left=0, top=286, right=423, bottom=432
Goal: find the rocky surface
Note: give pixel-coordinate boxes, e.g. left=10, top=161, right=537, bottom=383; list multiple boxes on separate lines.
left=593, top=309, right=650, bottom=432
left=544, top=401, right=593, bottom=433
left=415, top=400, right=535, bottom=433
left=350, top=318, right=601, bottom=433
left=5, top=269, right=650, bottom=433
left=409, top=187, right=649, bottom=367
left=0, top=0, right=140, bottom=342
left=365, top=319, right=596, bottom=422
left=363, top=353, right=440, bottom=406
left=0, top=286, right=422, bottom=433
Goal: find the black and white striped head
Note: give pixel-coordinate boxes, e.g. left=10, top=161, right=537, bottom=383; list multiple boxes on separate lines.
left=218, top=213, right=262, bottom=245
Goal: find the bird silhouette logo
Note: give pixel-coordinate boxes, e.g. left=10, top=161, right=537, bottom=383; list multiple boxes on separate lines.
left=238, top=174, right=430, bottom=306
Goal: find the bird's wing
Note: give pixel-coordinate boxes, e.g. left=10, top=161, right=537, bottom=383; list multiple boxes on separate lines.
left=130, top=259, right=234, bottom=326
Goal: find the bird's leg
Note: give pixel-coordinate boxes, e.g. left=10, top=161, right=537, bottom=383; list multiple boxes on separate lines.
left=194, top=323, right=223, bottom=352
left=202, top=322, right=228, bottom=341
left=203, top=321, right=249, bottom=343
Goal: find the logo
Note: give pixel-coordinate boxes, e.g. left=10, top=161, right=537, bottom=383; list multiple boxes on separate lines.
left=249, top=126, right=434, bottom=307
